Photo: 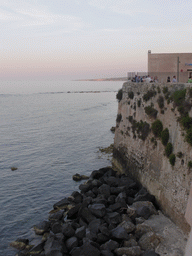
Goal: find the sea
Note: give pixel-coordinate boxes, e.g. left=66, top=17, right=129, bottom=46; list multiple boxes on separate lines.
left=0, top=80, right=123, bottom=255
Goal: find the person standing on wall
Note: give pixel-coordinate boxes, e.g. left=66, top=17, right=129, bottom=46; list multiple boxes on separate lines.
left=172, top=76, right=177, bottom=83
left=167, top=76, right=170, bottom=82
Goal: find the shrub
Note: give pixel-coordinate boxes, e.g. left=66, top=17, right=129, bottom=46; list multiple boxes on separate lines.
left=188, top=161, right=192, bottom=168
left=128, top=91, right=134, bottom=99
left=131, top=120, right=150, bottom=141
left=137, top=99, right=141, bottom=107
left=186, top=128, right=192, bottom=146
left=165, top=142, right=173, bottom=157
left=151, top=119, right=163, bottom=137
left=116, top=89, right=122, bottom=102
left=161, top=128, right=169, bottom=146
left=157, top=96, right=164, bottom=109
left=143, top=90, right=156, bottom=102
left=157, top=86, right=161, bottom=93
left=172, top=89, right=186, bottom=106
left=163, top=86, right=168, bottom=94
left=144, top=106, right=158, bottom=119
left=189, top=88, right=192, bottom=98
left=169, top=154, right=176, bottom=166
left=180, top=115, right=192, bottom=129
left=128, top=116, right=133, bottom=123
left=116, top=114, right=122, bottom=123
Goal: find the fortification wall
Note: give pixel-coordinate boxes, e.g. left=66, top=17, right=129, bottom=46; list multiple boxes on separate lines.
left=113, top=82, right=192, bottom=233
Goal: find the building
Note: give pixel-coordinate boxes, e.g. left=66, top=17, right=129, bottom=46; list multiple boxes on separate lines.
left=148, top=50, right=192, bottom=83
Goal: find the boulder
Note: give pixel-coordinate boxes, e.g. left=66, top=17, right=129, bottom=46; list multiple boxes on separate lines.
left=44, top=236, right=66, bottom=256
left=67, top=204, right=81, bottom=219
left=89, top=219, right=101, bottom=234
left=71, top=191, right=83, bottom=204
left=62, top=223, right=75, bottom=237
left=73, top=173, right=83, bottom=181
left=70, top=247, right=81, bottom=256
left=34, top=220, right=50, bottom=235
left=104, top=177, right=119, bottom=187
left=108, top=195, right=116, bottom=205
left=75, top=226, right=86, bottom=239
left=29, top=241, right=45, bottom=254
left=99, top=225, right=110, bottom=237
left=98, top=184, right=111, bottom=198
left=138, top=231, right=160, bottom=251
left=111, top=226, right=129, bottom=240
left=80, top=240, right=101, bottom=256
left=51, top=222, right=62, bottom=234
left=124, top=239, right=138, bottom=247
left=135, top=223, right=153, bottom=239
left=109, top=202, right=122, bottom=212
left=79, top=207, right=96, bottom=223
left=114, top=246, right=141, bottom=256
left=86, top=228, right=97, bottom=241
left=88, top=204, right=106, bottom=218
left=118, top=220, right=135, bottom=233
left=97, top=233, right=109, bottom=243
left=53, top=198, right=70, bottom=209
left=100, top=239, right=119, bottom=251
left=66, top=236, right=78, bottom=251
left=49, top=210, right=64, bottom=221
left=131, top=201, right=157, bottom=218
left=79, top=182, right=92, bottom=193
left=105, top=212, right=121, bottom=225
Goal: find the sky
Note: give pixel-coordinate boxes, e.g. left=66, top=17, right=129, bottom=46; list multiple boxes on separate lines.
left=0, top=0, right=192, bottom=80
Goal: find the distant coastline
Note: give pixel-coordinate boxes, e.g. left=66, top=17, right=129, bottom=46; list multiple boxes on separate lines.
left=74, top=77, right=128, bottom=81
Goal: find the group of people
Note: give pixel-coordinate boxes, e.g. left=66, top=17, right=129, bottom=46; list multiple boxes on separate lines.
left=131, top=75, right=192, bottom=83
left=131, top=75, right=158, bottom=83
left=166, top=75, right=177, bottom=83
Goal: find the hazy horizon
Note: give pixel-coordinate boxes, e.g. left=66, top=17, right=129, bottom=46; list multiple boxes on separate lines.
left=0, top=0, right=191, bottom=81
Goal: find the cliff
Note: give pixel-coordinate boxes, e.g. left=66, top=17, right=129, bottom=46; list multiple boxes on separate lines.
left=113, top=82, right=192, bottom=233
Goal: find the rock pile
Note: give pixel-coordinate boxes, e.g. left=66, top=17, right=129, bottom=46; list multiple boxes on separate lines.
left=12, top=167, right=161, bottom=256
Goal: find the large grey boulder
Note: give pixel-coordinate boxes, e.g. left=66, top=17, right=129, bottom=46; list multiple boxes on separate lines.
left=98, top=184, right=111, bottom=198
left=44, top=237, right=66, bottom=256
left=88, top=204, right=106, bottom=218
left=62, top=223, right=75, bottom=237
left=111, top=226, right=129, bottom=240
left=66, top=236, right=78, bottom=251
left=75, top=226, right=86, bottom=239
left=79, top=207, right=96, bottom=223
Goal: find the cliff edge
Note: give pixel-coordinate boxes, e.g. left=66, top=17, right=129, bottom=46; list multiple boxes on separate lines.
left=113, top=82, right=192, bottom=233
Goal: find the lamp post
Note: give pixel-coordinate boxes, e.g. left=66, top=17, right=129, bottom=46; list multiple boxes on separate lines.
left=177, top=57, right=180, bottom=82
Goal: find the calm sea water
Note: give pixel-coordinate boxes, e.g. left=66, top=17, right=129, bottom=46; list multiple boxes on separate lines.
left=0, top=80, right=123, bottom=255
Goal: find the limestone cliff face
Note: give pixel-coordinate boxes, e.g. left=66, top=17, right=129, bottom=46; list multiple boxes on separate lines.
left=113, top=82, right=192, bottom=233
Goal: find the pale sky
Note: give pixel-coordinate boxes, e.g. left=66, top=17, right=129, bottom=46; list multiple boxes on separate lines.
left=0, top=0, right=191, bottom=80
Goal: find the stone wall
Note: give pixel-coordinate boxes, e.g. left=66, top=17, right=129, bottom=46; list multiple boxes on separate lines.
left=113, top=82, right=192, bottom=233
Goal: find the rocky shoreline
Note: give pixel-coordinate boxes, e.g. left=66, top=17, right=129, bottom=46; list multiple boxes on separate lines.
left=11, top=167, right=186, bottom=256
